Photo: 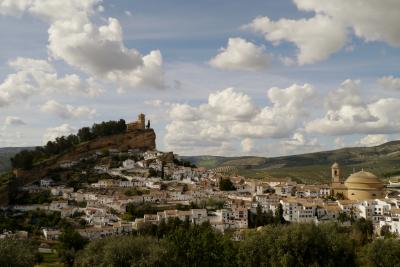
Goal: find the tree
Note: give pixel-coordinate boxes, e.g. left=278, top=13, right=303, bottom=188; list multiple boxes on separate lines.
left=219, top=178, right=236, bottom=191
left=77, top=127, right=93, bottom=142
left=167, top=222, right=237, bottom=267
left=238, top=223, right=355, bottom=267
left=10, top=150, right=36, bottom=169
left=358, top=238, right=400, bottom=267
left=0, top=239, right=37, bottom=267
left=58, top=228, right=88, bottom=266
left=352, top=218, right=373, bottom=245
left=274, top=203, right=286, bottom=224
left=75, top=236, right=173, bottom=267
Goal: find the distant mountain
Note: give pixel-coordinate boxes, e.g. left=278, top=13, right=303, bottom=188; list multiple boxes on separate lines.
left=183, top=141, right=400, bottom=183
left=0, top=147, right=33, bottom=174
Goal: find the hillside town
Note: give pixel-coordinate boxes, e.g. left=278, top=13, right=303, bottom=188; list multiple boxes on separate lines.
left=3, top=134, right=400, bottom=241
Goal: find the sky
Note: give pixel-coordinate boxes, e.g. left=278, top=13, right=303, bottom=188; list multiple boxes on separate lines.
left=0, top=0, right=400, bottom=157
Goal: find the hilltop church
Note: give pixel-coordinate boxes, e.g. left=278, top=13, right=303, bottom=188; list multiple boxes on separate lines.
left=330, top=162, right=385, bottom=200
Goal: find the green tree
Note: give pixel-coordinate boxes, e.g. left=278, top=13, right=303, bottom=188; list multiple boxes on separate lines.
left=0, top=239, right=37, bottom=267
left=167, top=222, right=237, bottom=267
left=77, top=127, right=93, bottom=142
left=58, top=228, right=88, bottom=266
left=274, top=203, right=286, bottom=224
left=358, top=238, right=400, bottom=267
left=238, top=223, right=355, bottom=267
left=75, top=236, right=173, bottom=267
left=219, top=178, right=236, bottom=191
left=352, top=218, right=374, bottom=245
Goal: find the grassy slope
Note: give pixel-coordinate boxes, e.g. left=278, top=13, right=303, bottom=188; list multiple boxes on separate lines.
left=183, top=141, right=400, bottom=183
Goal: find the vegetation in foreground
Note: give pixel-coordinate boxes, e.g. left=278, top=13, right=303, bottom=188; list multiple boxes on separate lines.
left=1, top=219, right=400, bottom=267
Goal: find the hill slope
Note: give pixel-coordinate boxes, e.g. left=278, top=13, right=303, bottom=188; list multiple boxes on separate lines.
left=183, top=141, right=400, bottom=183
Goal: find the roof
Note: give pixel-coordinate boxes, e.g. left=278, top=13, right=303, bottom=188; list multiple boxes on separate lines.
left=331, top=162, right=339, bottom=168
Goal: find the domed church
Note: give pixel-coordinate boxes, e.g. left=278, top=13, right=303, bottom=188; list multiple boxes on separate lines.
left=330, top=162, right=385, bottom=200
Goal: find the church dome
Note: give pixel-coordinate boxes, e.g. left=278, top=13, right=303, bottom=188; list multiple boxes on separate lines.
left=344, top=171, right=385, bottom=200
left=344, top=171, right=383, bottom=189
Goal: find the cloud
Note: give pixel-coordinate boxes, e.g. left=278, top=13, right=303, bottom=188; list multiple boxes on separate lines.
left=0, top=0, right=164, bottom=89
left=245, top=15, right=346, bottom=65
left=209, top=37, right=271, bottom=71
left=379, top=76, right=400, bottom=91
left=241, top=138, right=254, bottom=153
left=356, top=134, right=388, bottom=147
left=245, top=0, right=400, bottom=64
left=280, top=132, right=320, bottom=154
left=334, top=137, right=346, bottom=148
left=306, top=79, right=400, bottom=135
left=164, top=84, right=315, bottom=155
left=4, top=116, right=26, bottom=126
left=294, top=0, right=400, bottom=46
left=0, top=0, right=32, bottom=16
left=41, top=100, right=96, bottom=119
left=0, top=57, right=103, bottom=107
left=43, top=123, right=76, bottom=143
left=125, top=10, right=132, bottom=16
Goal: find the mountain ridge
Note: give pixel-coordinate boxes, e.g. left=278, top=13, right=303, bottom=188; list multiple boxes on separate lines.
left=183, top=140, right=400, bottom=183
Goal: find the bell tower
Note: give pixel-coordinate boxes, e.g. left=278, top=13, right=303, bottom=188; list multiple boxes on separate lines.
left=331, top=162, right=340, bottom=183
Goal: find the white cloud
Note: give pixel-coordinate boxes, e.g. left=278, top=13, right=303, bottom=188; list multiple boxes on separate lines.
left=125, top=10, right=132, bottom=16
left=41, top=100, right=96, bottom=119
left=4, top=116, right=26, bottom=126
left=306, top=79, right=400, bottom=135
left=334, top=137, right=346, bottom=148
left=356, top=134, right=388, bottom=147
left=43, top=123, right=76, bottom=143
left=280, top=132, right=320, bottom=154
left=0, top=57, right=103, bottom=107
left=294, top=0, right=400, bottom=47
left=209, top=37, right=271, bottom=71
left=245, top=0, right=400, bottom=64
left=245, top=15, right=346, bottom=65
left=0, top=0, right=164, bottom=89
left=379, top=76, right=400, bottom=91
left=241, top=138, right=254, bottom=154
left=325, top=79, right=363, bottom=109
left=0, top=0, right=32, bottom=16
left=164, top=84, right=315, bottom=155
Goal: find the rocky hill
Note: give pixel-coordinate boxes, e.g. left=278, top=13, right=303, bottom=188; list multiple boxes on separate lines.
left=0, top=129, right=156, bottom=205
left=183, top=141, right=400, bottom=183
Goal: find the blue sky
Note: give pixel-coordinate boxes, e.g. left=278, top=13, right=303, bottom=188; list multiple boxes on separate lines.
left=0, top=0, right=400, bottom=156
